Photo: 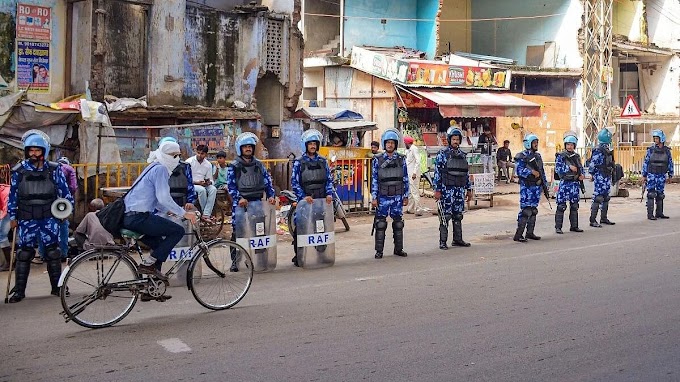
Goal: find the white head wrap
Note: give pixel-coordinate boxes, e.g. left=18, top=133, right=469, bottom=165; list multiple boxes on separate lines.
left=155, top=141, right=181, bottom=174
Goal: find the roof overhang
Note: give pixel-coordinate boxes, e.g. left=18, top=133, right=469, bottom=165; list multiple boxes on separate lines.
left=405, top=90, right=542, bottom=118
left=320, top=120, right=377, bottom=132
left=613, top=41, right=674, bottom=57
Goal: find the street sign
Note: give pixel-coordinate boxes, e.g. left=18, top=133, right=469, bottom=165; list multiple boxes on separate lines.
left=620, top=95, right=642, bottom=117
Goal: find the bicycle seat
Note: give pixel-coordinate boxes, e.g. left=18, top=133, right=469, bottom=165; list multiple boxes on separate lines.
left=120, top=229, right=143, bottom=240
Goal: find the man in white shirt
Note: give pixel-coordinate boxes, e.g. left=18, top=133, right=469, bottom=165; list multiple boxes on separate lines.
left=186, top=144, right=217, bottom=221
left=404, top=136, right=423, bottom=216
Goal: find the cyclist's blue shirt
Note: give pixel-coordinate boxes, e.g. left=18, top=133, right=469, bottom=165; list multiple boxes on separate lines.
left=124, top=163, right=185, bottom=217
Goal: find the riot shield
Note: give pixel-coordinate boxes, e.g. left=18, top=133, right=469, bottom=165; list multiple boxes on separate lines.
left=234, top=200, right=277, bottom=272
left=295, top=199, right=335, bottom=269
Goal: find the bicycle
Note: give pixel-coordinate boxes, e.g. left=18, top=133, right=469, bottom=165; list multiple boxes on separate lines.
left=58, top=216, right=253, bottom=329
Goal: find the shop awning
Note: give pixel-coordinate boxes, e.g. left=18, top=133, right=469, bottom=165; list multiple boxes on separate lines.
left=412, top=90, right=542, bottom=118
left=320, top=120, right=377, bottom=132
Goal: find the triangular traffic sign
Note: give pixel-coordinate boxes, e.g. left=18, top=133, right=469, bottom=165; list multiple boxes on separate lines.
left=620, top=95, right=641, bottom=117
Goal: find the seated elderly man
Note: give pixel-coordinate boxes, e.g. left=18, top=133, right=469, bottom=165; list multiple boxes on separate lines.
left=74, top=198, right=115, bottom=253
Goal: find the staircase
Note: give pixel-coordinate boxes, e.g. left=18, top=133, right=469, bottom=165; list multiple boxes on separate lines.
left=311, top=35, right=341, bottom=57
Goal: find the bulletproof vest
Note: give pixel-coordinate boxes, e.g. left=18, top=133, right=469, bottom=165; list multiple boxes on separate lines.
left=377, top=154, right=405, bottom=196
left=233, top=157, right=266, bottom=200
left=299, top=157, right=328, bottom=199
left=596, top=147, right=614, bottom=176
left=442, top=149, right=469, bottom=188
left=169, top=162, right=189, bottom=205
left=13, top=161, right=58, bottom=220
left=559, top=151, right=582, bottom=182
left=649, top=146, right=669, bottom=174
left=520, top=151, right=544, bottom=187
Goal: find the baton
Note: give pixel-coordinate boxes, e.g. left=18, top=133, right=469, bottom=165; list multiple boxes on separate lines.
left=4, top=228, right=17, bottom=304
left=640, top=180, right=646, bottom=203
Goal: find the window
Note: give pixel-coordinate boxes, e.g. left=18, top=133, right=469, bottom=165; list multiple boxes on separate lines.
left=619, top=63, right=640, bottom=110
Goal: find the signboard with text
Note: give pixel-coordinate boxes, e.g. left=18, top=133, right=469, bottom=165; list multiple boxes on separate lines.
left=16, top=3, right=51, bottom=41
left=16, top=40, right=50, bottom=93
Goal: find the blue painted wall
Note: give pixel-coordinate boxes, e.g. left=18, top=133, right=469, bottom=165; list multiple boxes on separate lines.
left=471, top=0, right=572, bottom=65
left=344, top=0, right=438, bottom=58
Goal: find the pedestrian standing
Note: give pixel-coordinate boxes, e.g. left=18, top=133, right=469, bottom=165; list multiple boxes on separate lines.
left=642, top=129, right=673, bottom=220
left=0, top=183, right=11, bottom=271
left=404, top=135, right=423, bottom=216
left=513, top=133, right=546, bottom=242
left=7, top=130, right=74, bottom=302
left=434, top=127, right=472, bottom=249
left=371, top=128, right=409, bottom=259
left=226, top=133, right=276, bottom=271
left=587, top=128, right=616, bottom=227
left=477, top=126, right=497, bottom=175
left=554, top=132, right=584, bottom=234
left=290, top=129, right=334, bottom=266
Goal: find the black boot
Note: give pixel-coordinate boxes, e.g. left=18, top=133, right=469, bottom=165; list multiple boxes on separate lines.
left=555, top=204, right=566, bottom=234
left=374, top=217, right=387, bottom=259
left=656, top=195, right=669, bottom=219
left=47, top=259, right=62, bottom=296
left=569, top=204, right=583, bottom=232
left=647, top=195, right=657, bottom=220
left=590, top=199, right=602, bottom=227
left=9, top=250, right=32, bottom=303
left=600, top=198, right=615, bottom=225
left=525, top=210, right=541, bottom=240
left=451, top=214, right=470, bottom=247
left=392, top=218, right=407, bottom=257
left=439, top=216, right=450, bottom=250
left=514, top=208, right=529, bottom=242
left=0, top=246, right=10, bottom=271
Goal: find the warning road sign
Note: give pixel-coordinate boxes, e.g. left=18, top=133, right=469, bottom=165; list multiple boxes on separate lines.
left=620, top=95, right=641, bottom=117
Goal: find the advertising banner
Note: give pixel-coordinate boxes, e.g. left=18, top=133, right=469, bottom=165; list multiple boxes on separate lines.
left=16, top=3, right=51, bottom=41
left=16, top=40, right=50, bottom=93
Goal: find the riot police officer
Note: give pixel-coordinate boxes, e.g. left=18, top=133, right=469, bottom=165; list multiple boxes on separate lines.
left=587, top=128, right=616, bottom=227
left=290, top=129, right=334, bottom=266
left=226, top=132, right=276, bottom=271
left=434, top=127, right=472, bottom=249
left=7, top=130, right=74, bottom=303
left=514, top=133, right=547, bottom=242
left=642, top=129, right=673, bottom=220
left=371, top=128, right=409, bottom=259
left=554, top=132, right=585, bottom=234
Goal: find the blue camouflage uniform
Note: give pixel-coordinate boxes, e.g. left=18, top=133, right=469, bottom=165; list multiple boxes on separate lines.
left=290, top=153, right=334, bottom=259
left=184, top=164, right=197, bottom=204
left=514, top=149, right=547, bottom=240
left=433, top=147, right=472, bottom=248
left=371, top=151, right=409, bottom=257
left=642, top=144, right=673, bottom=219
left=588, top=144, right=615, bottom=225
left=225, top=160, right=276, bottom=211
left=554, top=151, right=584, bottom=231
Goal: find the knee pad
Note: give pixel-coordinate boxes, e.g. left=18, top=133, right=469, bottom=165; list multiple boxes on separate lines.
left=531, top=207, right=539, bottom=216
left=594, top=195, right=605, bottom=203
left=45, top=245, right=61, bottom=261
left=557, top=204, right=567, bottom=212
left=375, top=218, right=388, bottom=231
left=453, top=213, right=464, bottom=221
left=647, top=190, right=657, bottom=200
left=392, top=220, right=404, bottom=230
left=521, top=207, right=533, bottom=218
left=16, top=247, right=35, bottom=262
left=570, top=202, right=579, bottom=211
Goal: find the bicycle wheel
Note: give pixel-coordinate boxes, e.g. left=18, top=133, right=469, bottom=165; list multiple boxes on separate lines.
left=189, top=240, right=253, bottom=310
left=60, top=250, right=139, bottom=329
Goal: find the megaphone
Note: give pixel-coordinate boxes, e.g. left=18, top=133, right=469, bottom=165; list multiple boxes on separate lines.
left=51, top=198, right=73, bottom=219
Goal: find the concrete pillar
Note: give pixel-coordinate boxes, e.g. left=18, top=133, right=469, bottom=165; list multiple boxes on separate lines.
left=148, top=0, right=186, bottom=106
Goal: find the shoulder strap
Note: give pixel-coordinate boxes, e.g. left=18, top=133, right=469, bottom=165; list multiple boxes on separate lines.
left=125, top=163, right=159, bottom=197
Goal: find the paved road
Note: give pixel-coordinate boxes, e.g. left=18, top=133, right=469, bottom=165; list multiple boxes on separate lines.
left=1, top=191, right=679, bottom=382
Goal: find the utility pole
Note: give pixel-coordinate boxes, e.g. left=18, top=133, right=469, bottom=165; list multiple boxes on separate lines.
left=582, top=0, right=613, bottom=146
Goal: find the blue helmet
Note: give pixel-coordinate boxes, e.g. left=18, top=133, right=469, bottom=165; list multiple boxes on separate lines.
left=597, top=129, right=612, bottom=144
left=22, top=129, right=50, bottom=159
left=381, top=128, right=401, bottom=149
left=301, top=129, right=323, bottom=153
left=523, top=133, right=539, bottom=150
left=446, top=127, right=463, bottom=144
left=159, top=136, right=178, bottom=145
left=563, top=133, right=578, bottom=146
left=651, top=129, right=666, bottom=143
left=235, top=132, right=258, bottom=156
